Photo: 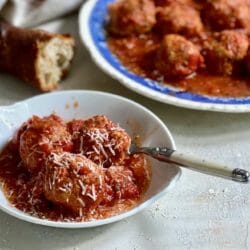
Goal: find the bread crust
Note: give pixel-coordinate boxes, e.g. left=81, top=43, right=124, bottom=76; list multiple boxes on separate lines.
left=0, top=22, right=75, bottom=91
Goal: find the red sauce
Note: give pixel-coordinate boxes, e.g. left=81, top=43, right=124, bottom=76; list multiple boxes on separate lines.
left=108, top=33, right=250, bottom=97
left=0, top=115, right=151, bottom=222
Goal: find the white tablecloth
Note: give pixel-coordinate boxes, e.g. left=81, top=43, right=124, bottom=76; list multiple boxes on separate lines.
left=0, top=14, right=249, bottom=250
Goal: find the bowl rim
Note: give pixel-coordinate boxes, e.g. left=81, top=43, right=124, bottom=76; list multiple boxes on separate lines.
left=0, top=90, right=181, bottom=228
left=78, top=0, right=250, bottom=113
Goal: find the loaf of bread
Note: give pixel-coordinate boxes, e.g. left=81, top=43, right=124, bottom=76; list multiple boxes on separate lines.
left=0, top=22, right=75, bottom=91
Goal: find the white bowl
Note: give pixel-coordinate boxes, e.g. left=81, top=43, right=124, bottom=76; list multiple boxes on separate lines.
left=0, top=90, right=181, bottom=228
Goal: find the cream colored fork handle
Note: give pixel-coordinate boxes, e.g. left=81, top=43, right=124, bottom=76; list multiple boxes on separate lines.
left=135, top=147, right=249, bottom=183
left=170, top=151, right=249, bottom=183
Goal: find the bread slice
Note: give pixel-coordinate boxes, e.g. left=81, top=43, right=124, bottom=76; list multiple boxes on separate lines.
left=0, top=22, right=75, bottom=91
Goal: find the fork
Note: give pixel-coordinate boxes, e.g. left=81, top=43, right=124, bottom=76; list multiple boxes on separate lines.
left=129, top=143, right=249, bottom=183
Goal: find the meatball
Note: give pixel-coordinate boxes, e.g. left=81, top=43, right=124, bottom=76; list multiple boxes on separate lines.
left=156, top=3, right=203, bottom=37
left=106, top=166, right=139, bottom=199
left=44, top=152, right=105, bottom=215
left=19, top=115, right=72, bottom=173
left=204, top=0, right=250, bottom=30
left=108, top=0, right=156, bottom=36
left=155, top=34, right=204, bottom=78
left=71, top=115, right=131, bottom=167
left=125, top=154, right=151, bottom=193
left=202, top=30, right=249, bottom=75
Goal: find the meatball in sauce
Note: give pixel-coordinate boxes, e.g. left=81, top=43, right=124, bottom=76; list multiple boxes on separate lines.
left=70, top=115, right=130, bottom=167
left=155, top=34, right=204, bottom=78
left=202, top=30, right=249, bottom=75
left=44, top=152, right=106, bottom=216
left=107, top=0, right=250, bottom=97
left=19, top=114, right=73, bottom=174
left=0, top=114, right=151, bottom=222
left=108, top=0, right=156, bottom=36
left=203, top=0, right=250, bottom=31
left=156, top=3, right=204, bottom=37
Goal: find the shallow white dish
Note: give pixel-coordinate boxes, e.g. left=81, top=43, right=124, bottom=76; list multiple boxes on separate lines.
left=0, top=90, right=181, bottom=228
left=79, top=0, right=250, bottom=113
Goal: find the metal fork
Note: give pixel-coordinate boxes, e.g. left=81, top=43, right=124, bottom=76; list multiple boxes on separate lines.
left=129, top=143, right=249, bottom=183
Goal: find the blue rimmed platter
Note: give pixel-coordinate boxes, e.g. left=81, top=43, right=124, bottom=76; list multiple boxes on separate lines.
left=79, top=0, right=250, bottom=112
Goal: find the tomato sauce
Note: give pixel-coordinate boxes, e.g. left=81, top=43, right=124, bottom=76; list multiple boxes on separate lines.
left=108, top=33, right=250, bottom=98
left=0, top=115, right=151, bottom=222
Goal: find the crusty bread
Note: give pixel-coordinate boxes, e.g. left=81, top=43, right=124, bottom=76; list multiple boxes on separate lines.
left=0, top=22, right=75, bottom=91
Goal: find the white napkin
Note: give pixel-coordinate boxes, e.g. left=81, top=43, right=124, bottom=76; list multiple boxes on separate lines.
left=0, top=0, right=84, bottom=27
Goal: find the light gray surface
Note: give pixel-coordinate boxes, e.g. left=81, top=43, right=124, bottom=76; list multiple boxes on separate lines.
left=0, top=14, right=249, bottom=250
